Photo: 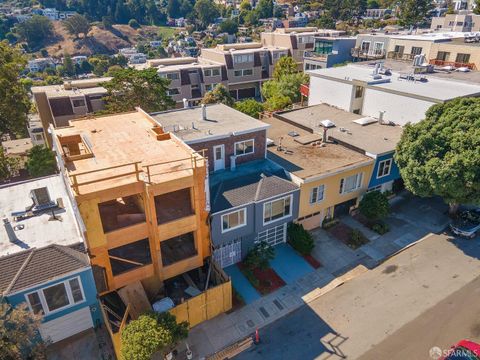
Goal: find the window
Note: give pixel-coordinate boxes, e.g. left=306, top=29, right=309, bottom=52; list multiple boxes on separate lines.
left=377, top=159, right=392, bottom=178
left=35, top=134, right=43, bottom=141
left=167, top=88, right=180, bottom=96
left=456, top=53, right=471, bottom=64
left=373, top=42, right=384, bottom=55
left=204, top=68, right=220, bottom=76
left=25, top=277, right=85, bottom=315
left=361, top=41, right=371, bottom=53
left=314, top=40, right=333, bottom=55
left=411, top=47, right=423, bottom=55
left=394, top=45, right=404, bottom=55
left=234, top=69, right=253, bottom=76
left=298, top=35, right=314, bottom=44
left=437, top=51, right=450, bottom=61
left=31, top=187, right=51, bottom=206
left=339, top=173, right=363, bottom=194
left=27, top=292, right=43, bottom=314
left=234, top=139, right=254, bottom=156
left=354, top=86, right=364, bottom=99
left=264, top=196, right=292, bottom=224
left=310, top=185, right=325, bottom=204
left=72, top=99, right=85, bottom=107
left=167, top=72, right=179, bottom=80
left=233, top=54, right=254, bottom=63
left=221, top=208, right=246, bottom=232
left=205, top=83, right=218, bottom=91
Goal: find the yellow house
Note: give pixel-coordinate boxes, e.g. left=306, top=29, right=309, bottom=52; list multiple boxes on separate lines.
left=262, top=115, right=374, bottom=230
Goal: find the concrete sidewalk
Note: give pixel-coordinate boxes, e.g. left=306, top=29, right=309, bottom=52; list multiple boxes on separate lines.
left=183, top=264, right=368, bottom=359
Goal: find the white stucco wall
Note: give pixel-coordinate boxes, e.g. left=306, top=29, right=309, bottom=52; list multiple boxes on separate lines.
left=308, top=76, right=354, bottom=111
left=362, top=88, right=437, bottom=126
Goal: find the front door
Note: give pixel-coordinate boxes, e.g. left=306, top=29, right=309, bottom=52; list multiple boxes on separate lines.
left=213, top=145, right=225, bottom=171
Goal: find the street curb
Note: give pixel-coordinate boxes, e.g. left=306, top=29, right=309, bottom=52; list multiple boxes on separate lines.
left=377, top=232, right=434, bottom=266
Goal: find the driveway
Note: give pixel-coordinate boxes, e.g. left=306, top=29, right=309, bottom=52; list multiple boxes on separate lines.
left=269, top=244, right=314, bottom=284
left=224, top=265, right=261, bottom=305
left=234, top=233, right=480, bottom=359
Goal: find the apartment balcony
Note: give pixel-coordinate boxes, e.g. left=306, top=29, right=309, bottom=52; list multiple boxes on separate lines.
left=387, top=52, right=415, bottom=61
left=429, top=59, right=477, bottom=70
left=303, top=51, right=330, bottom=61
left=351, top=48, right=386, bottom=60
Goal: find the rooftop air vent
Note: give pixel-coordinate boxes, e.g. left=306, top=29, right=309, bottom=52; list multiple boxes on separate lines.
left=288, top=130, right=299, bottom=137
left=320, top=119, right=335, bottom=128
left=353, top=117, right=377, bottom=126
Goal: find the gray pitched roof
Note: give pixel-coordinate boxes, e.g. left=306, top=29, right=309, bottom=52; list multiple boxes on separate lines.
left=211, top=171, right=298, bottom=213
left=0, top=243, right=90, bottom=295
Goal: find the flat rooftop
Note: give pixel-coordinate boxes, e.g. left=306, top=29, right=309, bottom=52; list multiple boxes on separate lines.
left=151, top=104, right=270, bottom=144
left=309, top=64, right=480, bottom=101
left=262, top=116, right=373, bottom=181
left=0, top=175, right=82, bottom=257
left=54, top=110, right=204, bottom=194
left=276, top=105, right=403, bottom=155
left=2, top=138, right=33, bottom=155
left=203, top=44, right=288, bottom=54
left=31, top=77, right=111, bottom=98
left=356, top=59, right=480, bottom=83
left=388, top=31, right=468, bottom=42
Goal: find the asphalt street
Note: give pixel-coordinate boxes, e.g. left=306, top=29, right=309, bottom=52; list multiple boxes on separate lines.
left=234, top=233, right=480, bottom=360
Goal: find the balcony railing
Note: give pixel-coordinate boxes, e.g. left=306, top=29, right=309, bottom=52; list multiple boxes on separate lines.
left=351, top=48, right=386, bottom=59
left=429, top=59, right=477, bottom=70
left=303, top=51, right=329, bottom=60
left=387, top=52, right=415, bottom=61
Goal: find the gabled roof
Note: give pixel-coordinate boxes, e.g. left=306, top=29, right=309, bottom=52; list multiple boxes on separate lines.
left=211, top=170, right=298, bottom=213
left=0, top=243, right=90, bottom=296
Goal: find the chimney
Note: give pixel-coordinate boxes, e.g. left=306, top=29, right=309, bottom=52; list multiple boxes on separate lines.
left=322, top=127, right=328, bottom=143
left=201, top=104, right=207, bottom=120
left=183, top=98, right=189, bottom=108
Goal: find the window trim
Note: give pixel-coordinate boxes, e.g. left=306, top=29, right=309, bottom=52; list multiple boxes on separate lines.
left=339, top=173, right=364, bottom=195
left=25, top=276, right=86, bottom=316
left=377, top=158, right=392, bottom=179
left=263, top=194, right=293, bottom=226
left=221, top=208, right=247, bottom=233
left=234, top=139, right=255, bottom=157
left=309, top=184, right=325, bottom=205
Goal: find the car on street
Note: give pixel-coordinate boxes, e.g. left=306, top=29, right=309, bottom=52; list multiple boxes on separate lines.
left=441, top=340, right=480, bottom=359
left=450, top=209, right=480, bottom=238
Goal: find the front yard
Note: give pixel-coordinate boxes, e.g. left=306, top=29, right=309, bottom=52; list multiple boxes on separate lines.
left=326, top=221, right=369, bottom=249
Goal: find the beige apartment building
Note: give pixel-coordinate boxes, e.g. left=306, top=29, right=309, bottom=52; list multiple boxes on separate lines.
left=431, top=13, right=480, bottom=32
left=261, top=27, right=346, bottom=69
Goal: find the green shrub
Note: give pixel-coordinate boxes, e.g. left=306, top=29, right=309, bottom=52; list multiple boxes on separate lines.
left=371, top=222, right=390, bottom=235
left=322, top=217, right=338, bottom=229
left=287, top=223, right=314, bottom=255
left=244, top=241, right=275, bottom=270
left=128, top=19, right=140, bottom=29
left=359, top=191, right=390, bottom=222
left=348, top=229, right=368, bottom=248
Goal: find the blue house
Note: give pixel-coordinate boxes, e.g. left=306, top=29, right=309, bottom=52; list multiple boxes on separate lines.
left=209, top=160, right=300, bottom=268
left=0, top=244, right=102, bottom=343
left=304, top=36, right=357, bottom=71
left=0, top=175, right=102, bottom=344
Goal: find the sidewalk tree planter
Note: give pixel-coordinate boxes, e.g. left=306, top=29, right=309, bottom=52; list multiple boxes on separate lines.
left=121, top=312, right=188, bottom=360
left=244, top=241, right=275, bottom=270
left=287, top=223, right=315, bottom=256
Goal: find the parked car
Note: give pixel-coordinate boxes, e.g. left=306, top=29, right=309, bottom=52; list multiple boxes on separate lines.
left=450, top=208, right=480, bottom=238
left=441, top=340, right=480, bottom=359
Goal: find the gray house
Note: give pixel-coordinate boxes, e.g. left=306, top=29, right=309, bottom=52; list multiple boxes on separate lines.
left=210, top=160, right=299, bottom=268
left=303, top=36, right=356, bottom=71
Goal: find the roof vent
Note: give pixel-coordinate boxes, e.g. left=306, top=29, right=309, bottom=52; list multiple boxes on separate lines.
left=320, top=119, right=335, bottom=128
left=353, top=117, right=377, bottom=126
left=288, top=130, right=299, bottom=137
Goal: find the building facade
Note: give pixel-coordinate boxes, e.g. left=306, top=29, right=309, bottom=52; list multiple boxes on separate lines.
left=303, top=36, right=356, bottom=70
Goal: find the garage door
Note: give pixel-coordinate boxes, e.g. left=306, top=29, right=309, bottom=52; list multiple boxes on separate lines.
left=40, top=307, right=94, bottom=343
left=213, top=239, right=242, bottom=268
left=237, top=87, right=256, bottom=99
left=256, top=223, right=287, bottom=246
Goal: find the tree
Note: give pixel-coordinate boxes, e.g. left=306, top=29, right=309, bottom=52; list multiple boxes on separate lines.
left=15, top=15, right=53, bottom=48
left=239, top=0, right=252, bottom=11
left=128, top=18, right=140, bottom=29
left=314, top=14, right=336, bottom=29
left=244, top=241, right=275, bottom=270
left=0, top=148, right=19, bottom=182
left=26, top=145, right=57, bottom=178
left=287, top=223, right=315, bottom=256
left=0, top=41, right=30, bottom=136
left=255, top=0, right=273, bottom=19
left=474, top=0, right=480, bottom=14
left=359, top=191, right=389, bottom=222
left=62, top=14, right=91, bottom=39
left=218, top=18, right=238, bottom=34
left=398, top=0, right=433, bottom=27
left=0, top=302, right=47, bottom=359
left=168, top=0, right=182, bottom=18
left=62, top=53, right=76, bottom=77
left=272, top=56, right=297, bottom=81
left=202, top=84, right=235, bottom=106
left=234, top=99, right=264, bottom=119
left=194, top=0, right=220, bottom=28
left=103, top=68, right=175, bottom=113
left=265, top=94, right=291, bottom=111
left=394, top=98, right=480, bottom=215
left=122, top=312, right=188, bottom=360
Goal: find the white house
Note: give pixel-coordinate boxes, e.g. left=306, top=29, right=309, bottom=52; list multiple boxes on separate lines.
left=307, top=63, right=480, bottom=125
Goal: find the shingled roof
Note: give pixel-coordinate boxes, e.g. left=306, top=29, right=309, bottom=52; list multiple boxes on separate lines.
left=211, top=171, right=298, bottom=213
left=0, top=243, right=89, bottom=295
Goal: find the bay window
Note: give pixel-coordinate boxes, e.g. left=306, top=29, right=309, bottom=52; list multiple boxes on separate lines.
left=264, top=196, right=292, bottom=224
left=339, top=173, right=363, bottom=194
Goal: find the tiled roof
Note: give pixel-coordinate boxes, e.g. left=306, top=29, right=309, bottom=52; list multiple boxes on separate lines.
left=0, top=243, right=89, bottom=295
left=211, top=171, right=298, bottom=213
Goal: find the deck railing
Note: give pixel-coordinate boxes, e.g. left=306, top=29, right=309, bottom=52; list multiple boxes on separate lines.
left=429, top=59, right=477, bottom=70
